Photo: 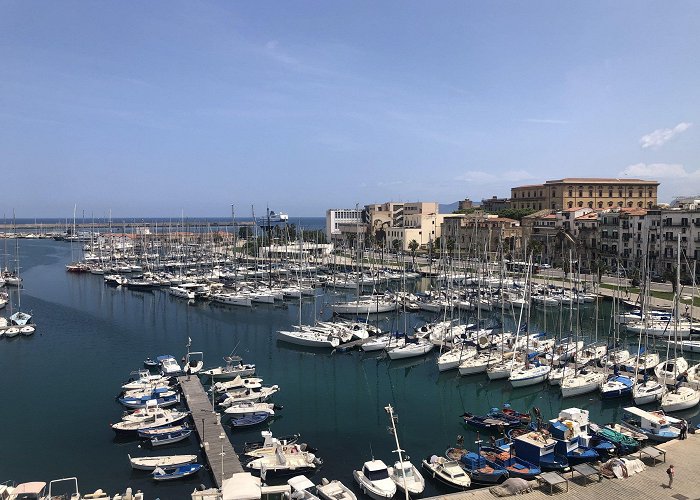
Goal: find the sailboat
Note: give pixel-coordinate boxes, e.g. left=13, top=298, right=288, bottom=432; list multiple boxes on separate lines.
left=7, top=213, right=33, bottom=332
left=660, top=235, right=700, bottom=412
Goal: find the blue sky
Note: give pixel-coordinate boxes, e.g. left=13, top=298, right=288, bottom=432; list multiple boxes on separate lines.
left=1, top=1, right=699, bottom=217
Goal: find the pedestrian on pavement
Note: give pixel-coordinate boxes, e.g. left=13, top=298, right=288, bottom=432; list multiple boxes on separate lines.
left=666, top=465, right=674, bottom=489
left=680, top=420, right=688, bottom=440
left=185, top=363, right=191, bottom=381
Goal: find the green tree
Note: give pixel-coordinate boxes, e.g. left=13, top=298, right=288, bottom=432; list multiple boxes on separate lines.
left=408, top=239, right=419, bottom=265
left=392, top=239, right=401, bottom=253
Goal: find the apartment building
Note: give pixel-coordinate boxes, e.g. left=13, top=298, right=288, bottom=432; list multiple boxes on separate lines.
left=511, top=178, right=659, bottom=211
left=441, top=213, right=522, bottom=258
left=325, top=208, right=365, bottom=245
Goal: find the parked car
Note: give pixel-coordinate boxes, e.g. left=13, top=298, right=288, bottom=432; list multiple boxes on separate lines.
left=650, top=274, right=666, bottom=283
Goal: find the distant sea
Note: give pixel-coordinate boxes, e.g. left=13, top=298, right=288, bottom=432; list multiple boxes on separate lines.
left=8, top=216, right=326, bottom=232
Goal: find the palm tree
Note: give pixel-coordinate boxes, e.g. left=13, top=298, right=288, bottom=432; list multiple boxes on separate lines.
left=408, top=239, right=419, bottom=266
left=392, top=238, right=401, bottom=254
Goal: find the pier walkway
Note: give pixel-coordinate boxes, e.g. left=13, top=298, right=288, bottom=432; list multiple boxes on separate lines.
left=421, top=434, right=699, bottom=500
left=179, top=375, right=243, bottom=487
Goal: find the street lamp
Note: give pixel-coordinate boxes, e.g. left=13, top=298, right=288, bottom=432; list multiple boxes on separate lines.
left=220, top=432, right=226, bottom=482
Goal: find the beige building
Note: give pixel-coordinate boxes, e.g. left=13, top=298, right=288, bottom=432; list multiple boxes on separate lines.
left=511, top=178, right=659, bottom=211
left=441, top=213, right=522, bottom=258
left=367, top=201, right=445, bottom=251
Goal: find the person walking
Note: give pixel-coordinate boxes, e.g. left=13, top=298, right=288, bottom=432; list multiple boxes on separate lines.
left=666, top=465, right=675, bottom=489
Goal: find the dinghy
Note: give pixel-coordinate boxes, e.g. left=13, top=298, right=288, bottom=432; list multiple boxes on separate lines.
left=316, top=478, right=357, bottom=500
left=152, top=463, right=203, bottom=481
left=230, top=412, right=271, bottom=428
left=150, top=428, right=193, bottom=447
left=129, top=454, right=198, bottom=471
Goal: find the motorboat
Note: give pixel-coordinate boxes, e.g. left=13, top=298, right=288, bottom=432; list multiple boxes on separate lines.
left=157, top=355, right=182, bottom=376
left=388, top=460, right=425, bottom=495
left=223, top=402, right=276, bottom=417
left=128, top=454, right=198, bottom=471
left=246, top=443, right=321, bottom=477
left=111, top=411, right=189, bottom=434
left=458, top=450, right=509, bottom=485
left=211, top=376, right=263, bottom=393
left=152, top=463, right=203, bottom=481
left=621, top=407, right=681, bottom=442
left=287, top=476, right=320, bottom=500
left=421, top=455, right=471, bottom=490
left=202, top=356, right=256, bottom=379
left=138, top=424, right=190, bottom=439
left=218, top=385, right=280, bottom=407
left=231, top=412, right=272, bottom=428
left=316, top=478, right=357, bottom=500
left=353, top=460, right=396, bottom=500
left=243, top=431, right=300, bottom=456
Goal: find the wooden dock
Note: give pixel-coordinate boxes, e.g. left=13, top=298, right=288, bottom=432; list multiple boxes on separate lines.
left=179, top=375, right=243, bottom=487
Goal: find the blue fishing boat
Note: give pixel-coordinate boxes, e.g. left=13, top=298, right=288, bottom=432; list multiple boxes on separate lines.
left=461, top=412, right=521, bottom=432
left=458, top=451, right=509, bottom=485
left=511, top=431, right=568, bottom=472
left=150, top=428, right=193, bottom=447
left=152, top=463, right=202, bottom=481
left=119, top=392, right=180, bottom=409
left=138, top=423, right=190, bottom=439
left=547, top=409, right=600, bottom=465
left=479, top=444, right=541, bottom=479
left=488, top=404, right=531, bottom=425
left=230, top=411, right=271, bottom=429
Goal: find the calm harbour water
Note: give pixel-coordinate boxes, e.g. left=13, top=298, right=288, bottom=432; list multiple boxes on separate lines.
left=1, top=239, right=698, bottom=498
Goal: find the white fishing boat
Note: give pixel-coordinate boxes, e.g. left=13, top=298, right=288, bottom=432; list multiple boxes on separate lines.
left=316, top=478, right=357, bottom=500
left=246, top=443, right=320, bottom=476
left=202, top=356, right=256, bottom=380
left=421, top=455, right=471, bottom=490
left=128, top=454, right=198, bottom=471
left=353, top=460, right=396, bottom=500
left=219, top=385, right=280, bottom=407
left=287, top=476, right=320, bottom=500
left=509, top=364, right=551, bottom=387
left=388, top=460, right=425, bottom=495
left=211, top=376, right=264, bottom=393
left=223, top=402, right=276, bottom=417
left=386, top=338, right=433, bottom=360
left=560, top=369, right=606, bottom=397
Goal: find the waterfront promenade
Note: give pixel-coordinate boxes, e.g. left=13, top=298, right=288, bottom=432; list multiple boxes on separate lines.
left=179, top=375, right=243, bottom=487
left=422, top=434, right=698, bottom=500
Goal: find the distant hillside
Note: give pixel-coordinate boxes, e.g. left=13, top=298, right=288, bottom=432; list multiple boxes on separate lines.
left=439, top=202, right=459, bottom=213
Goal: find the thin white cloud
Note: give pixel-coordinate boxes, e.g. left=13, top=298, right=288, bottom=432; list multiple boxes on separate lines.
left=619, top=163, right=692, bottom=179
left=522, top=118, right=569, bottom=125
left=639, top=122, right=692, bottom=149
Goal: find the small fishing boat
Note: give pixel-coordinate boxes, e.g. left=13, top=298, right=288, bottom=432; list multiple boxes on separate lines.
left=600, top=374, right=634, bottom=399
left=388, top=460, right=425, bottom=495
left=479, top=445, right=541, bottom=479
left=224, top=402, right=277, bottom=417
left=621, top=407, right=680, bottom=442
left=150, top=428, right=193, bottom=447
left=144, top=357, right=159, bottom=368
left=152, top=463, right=203, bottom=481
left=316, top=478, right=357, bottom=500
left=218, top=385, right=280, bottom=407
left=202, top=356, right=256, bottom=380
left=588, top=423, right=640, bottom=455
left=138, top=424, right=190, bottom=439
left=458, top=450, right=509, bottom=485
left=119, top=392, right=180, bottom=409
left=490, top=404, right=531, bottom=425
left=421, top=455, right=471, bottom=490
left=353, top=460, right=396, bottom=500
left=243, top=432, right=304, bottom=457
left=211, top=376, right=264, bottom=393
left=157, top=355, right=182, bottom=376
left=230, top=412, right=271, bottom=428
left=511, top=431, right=568, bottom=472
left=287, top=476, right=320, bottom=500
left=461, top=412, right=520, bottom=431
left=128, top=453, right=198, bottom=471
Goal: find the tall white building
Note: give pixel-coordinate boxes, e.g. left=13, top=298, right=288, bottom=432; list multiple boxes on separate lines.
left=325, top=208, right=363, bottom=241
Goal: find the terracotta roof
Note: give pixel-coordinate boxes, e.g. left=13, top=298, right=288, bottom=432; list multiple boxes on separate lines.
left=575, top=212, right=599, bottom=221
left=544, top=178, right=659, bottom=185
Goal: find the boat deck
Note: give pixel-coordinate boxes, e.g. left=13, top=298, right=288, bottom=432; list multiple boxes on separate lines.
left=179, top=375, right=243, bottom=487
left=421, top=434, right=698, bottom=500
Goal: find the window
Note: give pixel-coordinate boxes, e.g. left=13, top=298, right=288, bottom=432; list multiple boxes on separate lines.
left=618, top=190, right=623, bottom=197
left=598, top=202, right=603, bottom=208
left=568, top=190, right=573, bottom=197
left=608, top=201, right=613, bottom=207
left=618, top=201, right=623, bottom=207
left=638, top=190, right=643, bottom=197
left=567, top=201, right=573, bottom=208
left=589, top=190, right=593, bottom=197
left=608, top=190, right=613, bottom=197
left=638, top=202, right=643, bottom=207
left=578, top=201, right=583, bottom=207
left=628, top=201, right=633, bottom=207
left=598, top=189, right=603, bottom=197
left=588, top=201, right=593, bottom=208
left=578, top=190, right=583, bottom=197
left=648, top=202, right=653, bottom=208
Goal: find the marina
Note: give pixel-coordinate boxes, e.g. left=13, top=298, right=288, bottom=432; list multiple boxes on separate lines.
left=1, top=237, right=699, bottom=498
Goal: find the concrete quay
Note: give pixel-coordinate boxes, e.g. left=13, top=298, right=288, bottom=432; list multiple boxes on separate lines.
left=421, top=434, right=699, bottom=500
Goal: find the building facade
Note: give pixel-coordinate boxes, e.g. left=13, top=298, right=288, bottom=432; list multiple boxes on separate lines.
left=481, top=196, right=511, bottom=212
left=325, top=208, right=364, bottom=245
left=441, top=213, right=522, bottom=258
left=511, top=178, right=659, bottom=211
